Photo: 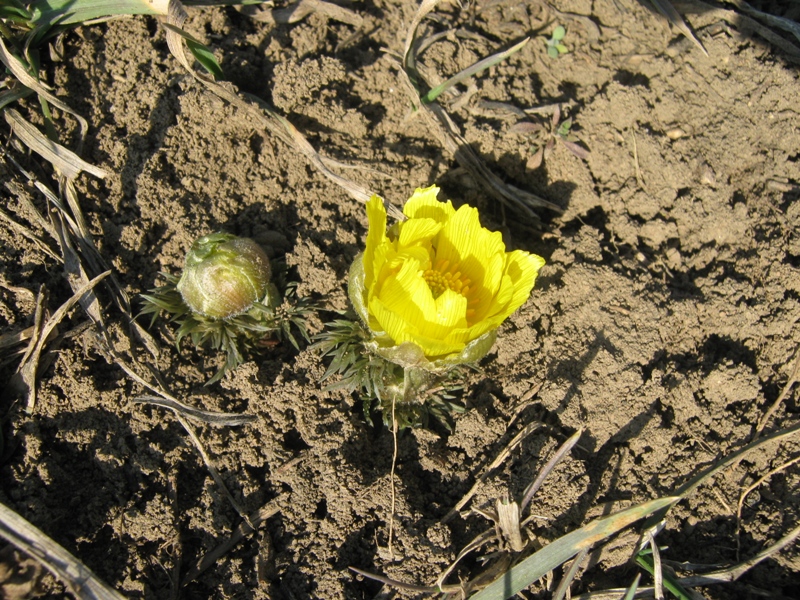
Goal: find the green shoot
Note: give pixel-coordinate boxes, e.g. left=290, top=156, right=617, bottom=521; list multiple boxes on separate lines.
left=546, top=25, right=568, bottom=58
left=421, top=37, right=529, bottom=104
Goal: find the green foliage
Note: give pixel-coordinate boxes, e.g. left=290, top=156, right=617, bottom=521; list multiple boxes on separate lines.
left=546, top=25, right=569, bottom=58
left=313, top=317, right=467, bottom=430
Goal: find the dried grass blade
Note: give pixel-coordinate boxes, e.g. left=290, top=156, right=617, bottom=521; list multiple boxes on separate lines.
left=402, top=0, right=441, bottom=91
left=754, top=344, right=800, bottom=437
left=436, top=528, right=496, bottom=589
left=724, top=0, right=800, bottom=44
left=552, top=547, right=588, bottom=600
left=642, top=420, right=800, bottom=531
left=134, top=395, right=255, bottom=426
left=677, top=0, right=800, bottom=59
left=398, top=0, right=559, bottom=218
left=4, top=109, right=106, bottom=180
left=647, top=0, right=708, bottom=56
left=2, top=151, right=62, bottom=240
left=496, top=499, right=524, bottom=553
left=164, top=0, right=195, bottom=74
left=579, top=529, right=800, bottom=598
left=677, top=522, right=800, bottom=586
left=469, top=497, right=679, bottom=600
left=161, top=21, right=222, bottom=79
left=268, top=0, right=363, bottom=26
left=107, top=348, right=240, bottom=431
left=736, top=455, right=800, bottom=559
left=349, top=567, right=439, bottom=593
left=15, top=286, right=47, bottom=373
left=0, top=36, right=90, bottom=138
left=0, top=501, right=126, bottom=600
left=17, top=270, right=111, bottom=413
left=50, top=211, right=106, bottom=329
left=175, top=413, right=251, bottom=524
left=432, top=104, right=561, bottom=217
left=649, top=532, right=664, bottom=600
left=0, top=326, right=34, bottom=355
left=0, top=206, right=60, bottom=261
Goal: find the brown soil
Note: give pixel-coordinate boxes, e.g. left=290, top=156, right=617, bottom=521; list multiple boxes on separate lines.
left=2, top=1, right=800, bottom=598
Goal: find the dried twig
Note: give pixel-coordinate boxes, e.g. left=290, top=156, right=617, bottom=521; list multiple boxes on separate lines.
left=520, top=428, right=583, bottom=517
left=736, top=455, right=800, bottom=559
left=442, top=422, right=543, bottom=523
left=754, top=345, right=800, bottom=438
left=182, top=494, right=287, bottom=585
left=398, top=0, right=562, bottom=222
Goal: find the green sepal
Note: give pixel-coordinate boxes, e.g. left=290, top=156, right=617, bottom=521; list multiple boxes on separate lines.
left=367, top=330, right=496, bottom=374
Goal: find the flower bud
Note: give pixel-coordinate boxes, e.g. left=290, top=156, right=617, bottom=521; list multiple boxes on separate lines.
left=177, top=233, right=271, bottom=319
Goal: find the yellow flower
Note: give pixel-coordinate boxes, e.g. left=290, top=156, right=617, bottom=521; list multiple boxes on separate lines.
left=349, top=185, right=545, bottom=367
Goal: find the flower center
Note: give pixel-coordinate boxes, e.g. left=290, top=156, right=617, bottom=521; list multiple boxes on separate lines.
left=422, top=259, right=471, bottom=300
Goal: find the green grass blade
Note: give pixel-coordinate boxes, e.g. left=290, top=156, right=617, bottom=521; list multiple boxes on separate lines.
left=623, top=573, right=642, bottom=600
left=0, top=87, right=33, bottom=111
left=0, top=2, right=33, bottom=22
left=161, top=21, right=223, bottom=79
left=186, top=38, right=223, bottom=79
left=470, top=497, right=679, bottom=600
left=27, top=0, right=164, bottom=28
left=421, top=37, right=528, bottom=104
left=636, top=553, right=693, bottom=600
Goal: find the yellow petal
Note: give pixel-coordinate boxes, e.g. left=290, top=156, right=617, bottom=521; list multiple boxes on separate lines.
left=369, top=295, right=413, bottom=346
left=374, top=255, right=434, bottom=339
left=364, top=195, right=387, bottom=289
left=404, top=185, right=456, bottom=223
left=437, top=205, right=505, bottom=285
left=406, top=330, right=470, bottom=358
left=465, top=251, right=505, bottom=323
left=484, top=250, right=545, bottom=320
left=504, top=250, right=545, bottom=314
left=370, top=241, right=395, bottom=296
left=414, top=289, right=468, bottom=342
left=398, top=217, right=442, bottom=250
